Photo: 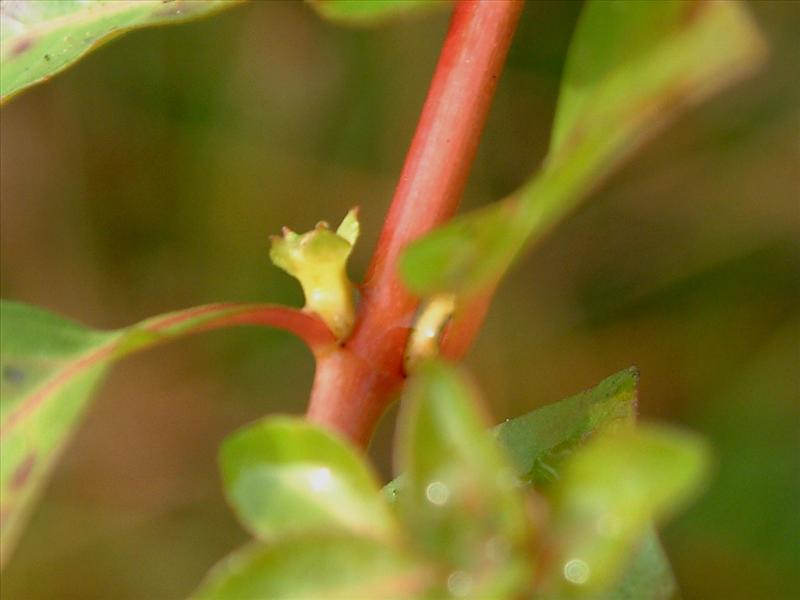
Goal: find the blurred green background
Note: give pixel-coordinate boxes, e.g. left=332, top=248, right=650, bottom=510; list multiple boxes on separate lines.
left=1, top=1, right=798, bottom=598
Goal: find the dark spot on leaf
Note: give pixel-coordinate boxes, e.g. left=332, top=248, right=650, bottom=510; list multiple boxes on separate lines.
left=44, top=54, right=51, bottom=62
left=12, top=37, right=33, bottom=56
left=11, top=454, right=36, bottom=490
left=2, top=365, right=25, bottom=384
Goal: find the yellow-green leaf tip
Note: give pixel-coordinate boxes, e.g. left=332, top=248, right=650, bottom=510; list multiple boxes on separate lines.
left=336, top=207, right=360, bottom=245
left=269, top=209, right=360, bottom=339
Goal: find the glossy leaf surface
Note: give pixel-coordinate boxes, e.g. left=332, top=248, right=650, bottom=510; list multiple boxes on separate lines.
left=0, top=300, right=332, bottom=566
left=491, top=369, right=679, bottom=599
left=386, top=367, right=678, bottom=599
left=495, top=367, right=637, bottom=487
left=546, top=425, right=709, bottom=595
left=0, top=0, right=242, bottom=102
left=492, top=369, right=678, bottom=599
left=386, top=367, right=638, bottom=499
left=308, top=0, right=445, bottom=26
left=220, top=416, right=397, bottom=541
left=192, top=536, right=429, bottom=600
left=395, top=361, right=531, bottom=599
left=400, top=0, right=765, bottom=297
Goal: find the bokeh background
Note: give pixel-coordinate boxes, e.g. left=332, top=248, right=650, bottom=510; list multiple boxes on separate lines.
left=1, top=1, right=798, bottom=598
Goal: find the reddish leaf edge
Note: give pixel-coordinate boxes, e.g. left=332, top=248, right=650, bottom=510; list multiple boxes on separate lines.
left=0, top=301, right=336, bottom=438
left=0, top=0, right=247, bottom=105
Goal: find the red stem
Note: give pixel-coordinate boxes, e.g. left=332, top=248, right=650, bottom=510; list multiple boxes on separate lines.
left=349, top=0, right=523, bottom=375
left=307, top=0, right=522, bottom=444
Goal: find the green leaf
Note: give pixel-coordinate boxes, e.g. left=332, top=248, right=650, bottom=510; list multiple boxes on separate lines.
left=490, top=369, right=677, bottom=599
left=400, top=0, right=765, bottom=298
left=192, top=536, right=430, bottom=600
left=0, top=304, right=114, bottom=567
left=605, top=527, right=677, bottom=600
left=0, top=299, right=331, bottom=566
left=220, top=416, right=397, bottom=541
left=307, top=0, right=447, bottom=27
left=0, top=0, right=242, bottom=103
left=395, top=360, right=531, bottom=599
left=387, top=368, right=678, bottom=598
left=495, top=367, right=638, bottom=487
left=545, top=425, right=709, bottom=596
left=387, top=368, right=637, bottom=498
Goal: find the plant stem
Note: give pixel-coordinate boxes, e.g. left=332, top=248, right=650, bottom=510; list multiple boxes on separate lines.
left=308, top=349, right=403, bottom=447
left=350, top=0, right=523, bottom=375
left=307, top=0, right=522, bottom=445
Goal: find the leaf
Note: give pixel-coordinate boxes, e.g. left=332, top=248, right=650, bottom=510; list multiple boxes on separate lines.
left=307, top=0, right=447, bottom=27
left=387, top=367, right=637, bottom=498
left=220, top=416, right=397, bottom=541
left=0, top=299, right=333, bottom=567
left=544, top=425, right=709, bottom=596
left=0, top=305, right=114, bottom=567
left=494, top=367, right=638, bottom=487
left=395, top=360, right=531, bottom=599
left=387, top=368, right=678, bottom=598
left=0, top=0, right=243, bottom=103
left=490, top=369, right=678, bottom=599
left=605, top=527, right=677, bottom=600
left=400, top=0, right=765, bottom=298
left=191, top=536, right=430, bottom=600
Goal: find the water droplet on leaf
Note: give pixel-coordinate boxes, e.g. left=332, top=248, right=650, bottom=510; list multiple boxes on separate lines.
left=447, top=570, right=472, bottom=597
left=425, top=481, right=450, bottom=506
left=563, top=558, right=591, bottom=585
